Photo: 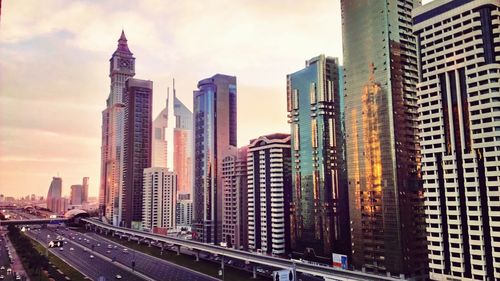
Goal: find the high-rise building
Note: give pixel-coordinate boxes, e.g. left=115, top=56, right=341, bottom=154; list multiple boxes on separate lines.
left=414, top=1, right=500, bottom=280
left=99, top=30, right=136, bottom=225
left=341, top=0, right=427, bottom=278
left=286, top=55, right=350, bottom=261
left=247, top=134, right=292, bottom=256
left=221, top=146, right=248, bottom=250
left=47, top=177, right=62, bottom=213
left=70, top=184, right=83, bottom=205
left=142, top=168, right=176, bottom=232
left=122, top=78, right=153, bottom=229
left=192, top=74, right=237, bottom=244
left=173, top=84, right=193, bottom=197
left=152, top=93, right=169, bottom=168
left=82, top=177, right=89, bottom=203
left=176, top=198, right=193, bottom=227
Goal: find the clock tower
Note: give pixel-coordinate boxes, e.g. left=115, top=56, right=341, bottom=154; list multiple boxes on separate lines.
left=108, top=30, right=136, bottom=106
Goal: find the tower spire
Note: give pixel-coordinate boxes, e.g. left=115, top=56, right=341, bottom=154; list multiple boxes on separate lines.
left=115, top=29, right=132, bottom=55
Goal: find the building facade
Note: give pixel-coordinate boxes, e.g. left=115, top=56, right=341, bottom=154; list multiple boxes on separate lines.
left=247, top=134, right=292, bottom=256
left=152, top=93, right=169, bottom=168
left=142, top=168, right=176, bottom=232
left=192, top=74, right=237, bottom=244
left=173, top=87, right=193, bottom=197
left=176, top=198, right=193, bottom=227
left=286, top=55, right=350, bottom=261
left=82, top=177, right=89, bottom=203
left=122, top=78, right=153, bottom=229
left=70, top=184, right=83, bottom=205
left=47, top=177, right=62, bottom=213
left=341, top=0, right=427, bottom=278
left=221, top=146, right=248, bottom=250
left=414, top=1, right=500, bottom=280
left=99, top=30, right=136, bottom=225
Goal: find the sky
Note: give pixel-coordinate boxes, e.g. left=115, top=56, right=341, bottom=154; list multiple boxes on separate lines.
left=0, top=0, right=433, bottom=198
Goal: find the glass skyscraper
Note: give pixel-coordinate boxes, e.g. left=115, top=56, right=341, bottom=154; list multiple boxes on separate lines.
left=192, top=74, right=237, bottom=244
left=173, top=86, right=193, bottom=197
left=341, top=0, right=427, bottom=278
left=287, top=55, right=350, bottom=260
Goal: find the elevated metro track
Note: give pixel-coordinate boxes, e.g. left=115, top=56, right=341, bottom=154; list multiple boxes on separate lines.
left=83, top=218, right=404, bottom=281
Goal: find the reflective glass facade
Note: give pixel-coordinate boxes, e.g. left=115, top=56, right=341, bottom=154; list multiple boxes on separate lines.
left=341, top=0, right=427, bottom=277
left=193, top=74, right=237, bottom=244
left=287, top=55, right=349, bottom=260
left=173, top=93, right=193, bottom=196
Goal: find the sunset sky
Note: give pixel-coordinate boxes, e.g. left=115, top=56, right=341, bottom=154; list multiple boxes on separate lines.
left=0, top=0, right=431, bottom=198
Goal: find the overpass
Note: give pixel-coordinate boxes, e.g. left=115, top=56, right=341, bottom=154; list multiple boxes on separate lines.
left=0, top=218, right=68, bottom=226
left=83, top=218, right=405, bottom=281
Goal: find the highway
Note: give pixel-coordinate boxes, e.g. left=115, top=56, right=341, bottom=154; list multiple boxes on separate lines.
left=31, top=227, right=217, bottom=281
left=26, top=228, right=146, bottom=281
left=85, top=218, right=400, bottom=281
left=0, top=232, right=14, bottom=281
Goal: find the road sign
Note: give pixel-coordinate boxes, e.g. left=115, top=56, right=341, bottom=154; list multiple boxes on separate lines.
left=48, top=240, right=64, bottom=248
left=332, top=253, right=348, bottom=269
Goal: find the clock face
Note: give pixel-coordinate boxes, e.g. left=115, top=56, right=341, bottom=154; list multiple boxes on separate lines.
left=120, top=60, right=129, bottom=68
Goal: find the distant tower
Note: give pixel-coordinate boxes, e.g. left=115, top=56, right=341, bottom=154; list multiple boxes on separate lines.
left=47, top=177, right=62, bottom=213
left=142, top=167, right=176, bottom=232
left=173, top=79, right=193, bottom=197
left=99, top=30, right=135, bottom=225
left=121, top=78, right=153, bottom=229
left=192, top=74, right=237, bottom=244
left=70, top=185, right=83, bottom=205
left=152, top=88, right=169, bottom=168
left=82, top=177, right=89, bottom=203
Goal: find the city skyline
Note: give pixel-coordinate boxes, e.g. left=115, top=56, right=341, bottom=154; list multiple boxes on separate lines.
left=0, top=0, right=346, bottom=198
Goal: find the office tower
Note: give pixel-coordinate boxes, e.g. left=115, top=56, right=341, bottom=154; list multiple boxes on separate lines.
left=192, top=74, right=237, bottom=244
left=341, top=0, right=427, bottom=278
left=47, top=177, right=62, bottom=212
left=247, top=134, right=292, bottom=256
left=173, top=84, right=193, bottom=196
left=286, top=55, right=350, bottom=261
left=221, top=146, right=248, bottom=250
left=152, top=93, right=169, bottom=168
left=414, top=1, right=500, bottom=280
left=176, top=198, right=193, bottom=227
left=122, top=78, right=153, bottom=229
left=142, top=168, right=176, bottom=232
left=99, top=30, right=136, bottom=225
left=82, top=177, right=89, bottom=203
left=70, top=185, right=83, bottom=205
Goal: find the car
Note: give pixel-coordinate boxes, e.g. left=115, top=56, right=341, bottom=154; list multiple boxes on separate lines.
left=106, top=250, right=111, bottom=254
left=115, top=274, right=122, bottom=279
left=97, top=243, right=101, bottom=247
left=15, top=275, right=20, bottom=280
left=0, top=275, right=4, bottom=280
left=107, top=245, right=113, bottom=249
left=83, top=248, right=88, bottom=252
left=89, top=255, right=94, bottom=259
left=0, top=266, right=4, bottom=270
left=122, top=249, right=128, bottom=254
left=70, top=248, right=74, bottom=251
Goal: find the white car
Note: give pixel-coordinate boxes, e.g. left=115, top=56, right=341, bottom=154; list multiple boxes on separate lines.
left=59, top=247, right=64, bottom=251
left=0, top=275, right=4, bottom=280
left=89, top=255, right=94, bottom=259
left=115, top=274, right=122, bottom=279
left=70, top=248, right=74, bottom=251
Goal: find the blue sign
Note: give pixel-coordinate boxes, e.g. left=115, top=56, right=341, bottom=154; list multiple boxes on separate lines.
left=341, top=256, right=348, bottom=270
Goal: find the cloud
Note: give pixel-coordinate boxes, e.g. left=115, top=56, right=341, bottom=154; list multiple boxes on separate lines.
left=0, top=0, right=342, bottom=198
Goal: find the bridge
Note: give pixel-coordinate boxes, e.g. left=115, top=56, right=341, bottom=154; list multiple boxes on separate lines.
left=83, top=218, right=404, bottom=281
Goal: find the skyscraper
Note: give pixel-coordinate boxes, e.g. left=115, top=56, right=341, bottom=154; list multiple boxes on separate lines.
left=99, top=30, right=135, bottom=225
left=47, top=177, right=62, bottom=213
left=287, top=55, right=350, bottom=261
left=82, top=177, right=89, bottom=203
left=414, top=1, right=500, bottom=280
left=192, top=74, right=237, bottom=244
left=247, top=134, right=292, bottom=256
left=70, top=184, right=83, bottom=205
left=152, top=92, right=169, bottom=168
left=221, top=146, right=248, bottom=250
left=142, top=167, right=176, bottom=232
left=341, top=0, right=427, bottom=278
left=121, top=78, right=153, bottom=229
left=173, top=83, right=193, bottom=197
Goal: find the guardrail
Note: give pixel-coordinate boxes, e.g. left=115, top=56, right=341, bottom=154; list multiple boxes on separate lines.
left=0, top=219, right=68, bottom=226
left=82, top=218, right=403, bottom=281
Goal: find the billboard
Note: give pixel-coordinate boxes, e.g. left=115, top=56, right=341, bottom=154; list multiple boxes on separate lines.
left=332, top=253, right=348, bottom=269
left=153, top=227, right=168, bottom=236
